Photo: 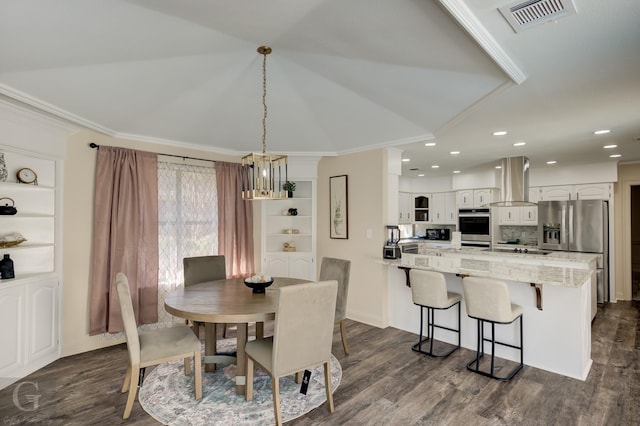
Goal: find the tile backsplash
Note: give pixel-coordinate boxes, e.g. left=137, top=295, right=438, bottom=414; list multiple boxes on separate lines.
left=498, top=226, right=538, bottom=245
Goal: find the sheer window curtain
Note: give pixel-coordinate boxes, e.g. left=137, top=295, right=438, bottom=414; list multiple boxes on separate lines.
left=157, top=161, right=218, bottom=327
left=216, top=162, right=255, bottom=278
left=89, top=147, right=159, bottom=335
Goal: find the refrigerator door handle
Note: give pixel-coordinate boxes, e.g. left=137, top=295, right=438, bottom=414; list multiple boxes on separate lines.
left=560, top=203, right=567, bottom=250
left=568, top=203, right=574, bottom=248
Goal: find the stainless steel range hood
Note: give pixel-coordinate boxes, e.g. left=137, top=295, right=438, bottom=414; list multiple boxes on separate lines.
left=491, top=156, right=535, bottom=207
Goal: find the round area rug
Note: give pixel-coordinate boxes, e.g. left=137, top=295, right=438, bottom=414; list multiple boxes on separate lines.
left=138, top=339, right=342, bottom=425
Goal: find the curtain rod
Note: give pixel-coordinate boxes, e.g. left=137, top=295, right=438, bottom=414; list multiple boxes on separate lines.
left=88, top=142, right=217, bottom=163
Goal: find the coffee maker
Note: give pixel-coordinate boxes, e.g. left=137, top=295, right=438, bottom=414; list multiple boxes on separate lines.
left=383, top=225, right=402, bottom=259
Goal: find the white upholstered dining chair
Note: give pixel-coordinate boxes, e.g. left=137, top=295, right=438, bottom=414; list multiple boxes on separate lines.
left=245, top=280, right=338, bottom=426
left=116, top=272, right=202, bottom=419
left=183, top=255, right=227, bottom=336
left=319, top=257, right=351, bottom=354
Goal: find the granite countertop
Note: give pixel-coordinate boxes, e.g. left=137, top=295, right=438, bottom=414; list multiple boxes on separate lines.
left=380, top=247, right=597, bottom=288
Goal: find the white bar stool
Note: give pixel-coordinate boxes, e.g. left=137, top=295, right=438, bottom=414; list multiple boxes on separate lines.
left=462, top=276, right=524, bottom=381
left=410, top=269, right=461, bottom=358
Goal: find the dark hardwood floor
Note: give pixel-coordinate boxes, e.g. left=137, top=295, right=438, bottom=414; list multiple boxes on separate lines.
left=1, top=301, right=638, bottom=425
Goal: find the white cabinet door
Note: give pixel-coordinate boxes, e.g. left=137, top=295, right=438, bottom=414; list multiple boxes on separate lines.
left=430, top=193, right=445, bottom=224
left=444, top=192, right=457, bottom=224
left=26, top=278, right=58, bottom=363
left=498, top=207, right=520, bottom=225
left=264, top=254, right=288, bottom=278
left=575, top=183, right=611, bottom=200
left=521, top=206, right=538, bottom=225
left=289, top=255, right=314, bottom=280
left=398, top=192, right=412, bottom=223
left=0, top=286, right=24, bottom=377
left=456, top=190, right=473, bottom=208
left=540, top=185, right=573, bottom=201
left=474, top=188, right=497, bottom=207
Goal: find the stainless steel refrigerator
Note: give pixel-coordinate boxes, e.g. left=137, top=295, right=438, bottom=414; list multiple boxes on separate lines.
left=538, top=200, right=609, bottom=303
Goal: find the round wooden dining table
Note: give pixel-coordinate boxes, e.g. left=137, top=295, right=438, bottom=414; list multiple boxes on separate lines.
left=164, top=276, right=308, bottom=395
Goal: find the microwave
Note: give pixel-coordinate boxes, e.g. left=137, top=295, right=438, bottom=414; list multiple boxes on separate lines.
left=426, top=229, right=450, bottom=240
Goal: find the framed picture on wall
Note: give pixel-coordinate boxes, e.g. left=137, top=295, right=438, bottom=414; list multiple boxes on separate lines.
left=330, top=175, right=348, bottom=239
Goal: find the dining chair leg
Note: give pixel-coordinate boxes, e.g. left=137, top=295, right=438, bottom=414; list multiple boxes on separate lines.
left=123, top=365, right=140, bottom=419
left=246, top=357, right=254, bottom=401
left=339, top=320, right=349, bottom=355
left=272, top=376, right=282, bottom=426
left=194, top=352, right=202, bottom=400
left=323, top=361, right=335, bottom=413
left=183, top=356, right=192, bottom=376
left=121, top=365, right=131, bottom=393
left=295, top=371, right=302, bottom=384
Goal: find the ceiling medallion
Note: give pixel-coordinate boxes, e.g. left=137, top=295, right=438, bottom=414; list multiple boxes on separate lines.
left=241, top=45, right=288, bottom=200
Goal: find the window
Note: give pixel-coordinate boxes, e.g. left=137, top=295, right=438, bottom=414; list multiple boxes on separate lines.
left=156, top=161, right=218, bottom=326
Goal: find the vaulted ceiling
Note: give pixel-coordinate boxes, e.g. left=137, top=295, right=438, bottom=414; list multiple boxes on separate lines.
left=1, top=0, right=639, bottom=177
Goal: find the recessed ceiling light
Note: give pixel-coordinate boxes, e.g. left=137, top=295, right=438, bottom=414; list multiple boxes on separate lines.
left=594, top=129, right=611, bottom=135
left=609, top=154, right=622, bottom=158
left=546, top=160, right=557, bottom=165
left=450, top=151, right=460, bottom=155
left=431, top=165, right=439, bottom=169
left=453, top=170, right=461, bottom=174
left=402, top=158, right=410, bottom=162
left=495, top=165, right=502, bottom=169
left=603, top=144, right=617, bottom=149
left=513, top=141, right=526, bottom=146
left=418, top=174, right=425, bottom=177
left=425, top=142, right=436, bottom=147
left=493, top=131, right=507, bottom=136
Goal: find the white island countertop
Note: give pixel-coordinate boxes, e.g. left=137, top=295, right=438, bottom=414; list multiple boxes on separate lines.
left=381, top=247, right=598, bottom=288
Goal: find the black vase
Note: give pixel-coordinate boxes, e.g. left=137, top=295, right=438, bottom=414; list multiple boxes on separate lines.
left=0, top=254, right=15, bottom=279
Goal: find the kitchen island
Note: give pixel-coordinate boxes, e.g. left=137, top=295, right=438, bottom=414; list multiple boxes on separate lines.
left=384, top=248, right=598, bottom=380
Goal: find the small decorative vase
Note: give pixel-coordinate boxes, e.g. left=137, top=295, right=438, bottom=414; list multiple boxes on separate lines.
left=287, top=191, right=293, bottom=198
left=0, top=254, right=15, bottom=279
left=0, top=153, right=7, bottom=182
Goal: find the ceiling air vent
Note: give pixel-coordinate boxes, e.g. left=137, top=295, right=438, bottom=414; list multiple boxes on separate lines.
left=499, top=0, right=578, bottom=33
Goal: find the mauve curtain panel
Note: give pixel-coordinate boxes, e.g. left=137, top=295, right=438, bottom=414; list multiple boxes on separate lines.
left=89, top=146, right=159, bottom=335
left=216, top=162, right=254, bottom=278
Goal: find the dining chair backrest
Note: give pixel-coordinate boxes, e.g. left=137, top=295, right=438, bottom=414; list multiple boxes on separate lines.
left=462, top=276, right=514, bottom=322
left=116, top=272, right=141, bottom=367
left=319, top=257, right=350, bottom=321
left=271, top=280, right=338, bottom=377
left=409, top=269, right=449, bottom=308
left=183, top=255, right=226, bottom=286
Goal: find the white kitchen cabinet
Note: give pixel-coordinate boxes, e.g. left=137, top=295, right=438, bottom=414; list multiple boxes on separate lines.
left=522, top=187, right=539, bottom=225
left=398, top=192, right=412, bottom=224
left=431, top=192, right=456, bottom=225
left=457, top=188, right=498, bottom=208
left=0, top=148, right=60, bottom=389
left=540, top=183, right=612, bottom=201
left=413, top=194, right=430, bottom=223
left=261, top=179, right=316, bottom=281
left=263, top=253, right=314, bottom=281
left=498, top=207, right=520, bottom=225
left=0, top=275, right=59, bottom=389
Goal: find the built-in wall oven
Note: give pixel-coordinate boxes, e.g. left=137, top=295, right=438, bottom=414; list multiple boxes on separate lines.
left=458, top=208, right=491, bottom=246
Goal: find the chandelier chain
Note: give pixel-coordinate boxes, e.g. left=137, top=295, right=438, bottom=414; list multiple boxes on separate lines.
left=262, top=50, right=268, bottom=154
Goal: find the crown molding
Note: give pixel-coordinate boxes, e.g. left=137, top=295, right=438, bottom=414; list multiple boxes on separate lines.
left=438, top=0, right=527, bottom=85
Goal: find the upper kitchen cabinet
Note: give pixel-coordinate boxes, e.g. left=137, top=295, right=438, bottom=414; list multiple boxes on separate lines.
left=457, top=188, right=498, bottom=208
left=398, top=192, right=412, bottom=224
left=540, top=183, right=612, bottom=201
left=262, top=179, right=316, bottom=281
left=497, top=187, right=539, bottom=226
left=431, top=192, right=456, bottom=225
left=413, top=194, right=430, bottom=222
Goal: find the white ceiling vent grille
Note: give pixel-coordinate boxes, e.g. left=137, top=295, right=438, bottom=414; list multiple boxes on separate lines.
left=499, top=0, right=578, bottom=33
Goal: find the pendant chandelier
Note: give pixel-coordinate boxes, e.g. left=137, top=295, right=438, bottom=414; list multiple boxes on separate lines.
left=241, top=45, right=288, bottom=200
